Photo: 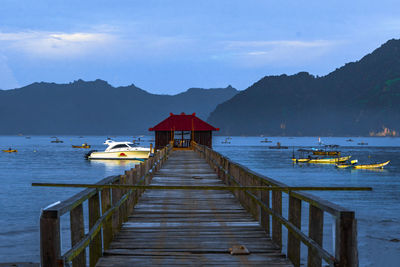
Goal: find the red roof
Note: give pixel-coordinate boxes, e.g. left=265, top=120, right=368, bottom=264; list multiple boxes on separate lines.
left=149, top=113, right=219, bottom=131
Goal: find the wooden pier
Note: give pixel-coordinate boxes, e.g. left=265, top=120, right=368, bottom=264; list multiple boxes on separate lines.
left=97, top=150, right=292, bottom=266
left=37, top=142, right=360, bottom=267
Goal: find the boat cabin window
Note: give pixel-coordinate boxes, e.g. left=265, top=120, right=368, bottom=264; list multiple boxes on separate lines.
left=111, top=144, right=130, bottom=149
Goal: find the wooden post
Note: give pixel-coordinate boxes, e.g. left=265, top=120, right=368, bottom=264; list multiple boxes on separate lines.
left=127, top=170, right=134, bottom=212
left=272, top=191, right=282, bottom=250
left=121, top=174, right=128, bottom=222
left=101, top=187, right=113, bottom=250
left=288, top=195, right=302, bottom=267
left=40, top=209, right=60, bottom=267
left=308, top=205, right=324, bottom=267
left=70, top=204, right=85, bottom=267
left=252, top=177, right=260, bottom=221
left=336, top=211, right=358, bottom=267
left=136, top=164, right=143, bottom=195
left=150, top=143, right=153, bottom=154
left=111, top=179, right=120, bottom=234
left=89, top=192, right=102, bottom=267
left=132, top=169, right=138, bottom=206
left=260, top=183, right=270, bottom=236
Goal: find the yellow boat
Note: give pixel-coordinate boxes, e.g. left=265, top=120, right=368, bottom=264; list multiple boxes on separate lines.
left=293, top=156, right=351, bottom=164
left=353, top=160, right=390, bottom=169
left=72, top=143, right=91, bottom=149
left=313, top=151, right=340, bottom=156
left=336, top=160, right=359, bottom=168
left=2, top=149, right=17, bottom=153
left=336, top=164, right=352, bottom=168
left=308, top=156, right=351, bottom=164
left=292, top=158, right=311, bottom=163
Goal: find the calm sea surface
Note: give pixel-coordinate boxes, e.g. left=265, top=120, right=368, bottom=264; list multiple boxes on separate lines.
left=0, top=136, right=399, bottom=266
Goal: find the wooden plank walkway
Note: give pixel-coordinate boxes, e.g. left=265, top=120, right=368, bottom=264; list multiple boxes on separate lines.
left=96, top=150, right=293, bottom=266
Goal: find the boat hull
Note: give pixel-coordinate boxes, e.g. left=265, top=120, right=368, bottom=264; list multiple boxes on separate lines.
left=72, top=145, right=91, bottom=149
left=88, top=150, right=150, bottom=160
left=308, top=156, right=351, bottom=164
left=353, top=160, right=390, bottom=169
left=335, top=164, right=352, bottom=168
left=293, top=156, right=351, bottom=164
left=2, top=150, right=17, bottom=153
left=292, top=158, right=310, bottom=163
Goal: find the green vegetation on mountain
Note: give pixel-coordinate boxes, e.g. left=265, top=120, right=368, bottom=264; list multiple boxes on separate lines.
left=208, top=39, right=400, bottom=136
left=0, top=80, right=237, bottom=135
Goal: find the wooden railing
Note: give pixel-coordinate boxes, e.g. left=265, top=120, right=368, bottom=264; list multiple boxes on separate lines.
left=40, top=144, right=172, bottom=267
left=193, top=142, right=358, bottom=267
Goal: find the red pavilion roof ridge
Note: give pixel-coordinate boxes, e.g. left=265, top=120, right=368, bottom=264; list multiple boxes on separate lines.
left=149, top=112, right=219, bottom=131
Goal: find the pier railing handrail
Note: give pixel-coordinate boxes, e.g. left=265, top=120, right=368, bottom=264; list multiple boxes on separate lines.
left=40, top=144, right=173, bottom=267
left=193, top=142, right=358, bottom=267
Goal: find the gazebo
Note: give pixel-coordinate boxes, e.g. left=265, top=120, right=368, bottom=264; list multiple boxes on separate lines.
left=149, top=112, right=219, bottom=149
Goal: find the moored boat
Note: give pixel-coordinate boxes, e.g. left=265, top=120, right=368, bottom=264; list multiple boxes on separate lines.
left=2, top=149, right=17, bottom=153
left=51, top=138, right=64, bottom=143
left=292, top=158, right=310, bottom=163
left=308, top=156, right=351, bottom=164
left=221, top=138, right=231, bottom=144
left=353, top=160, right=390, bottom=169
left=269, top=142, right=288, bottom=149
left=312, top=150, right=340, bottom=156
left=86, top=140, right=151, bottom=160
left=72, top=143, right=91, bottom=149
left=293, top=155, right=351, bottom=164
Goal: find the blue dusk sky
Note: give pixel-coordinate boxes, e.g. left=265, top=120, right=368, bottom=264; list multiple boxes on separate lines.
left=0, top=0, right=399, bottom=94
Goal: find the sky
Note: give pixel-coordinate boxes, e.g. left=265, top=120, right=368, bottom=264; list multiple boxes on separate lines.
left=0, top=0, right=400, bottom=94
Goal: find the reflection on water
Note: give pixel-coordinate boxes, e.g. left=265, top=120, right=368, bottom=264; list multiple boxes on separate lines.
left=0, top=135, right=399, bottom=266
left=88, top=159, right=142, bottom=170
left=214, top=136, right=400, bottom=267
left=349, top=168, right=388, bottom=173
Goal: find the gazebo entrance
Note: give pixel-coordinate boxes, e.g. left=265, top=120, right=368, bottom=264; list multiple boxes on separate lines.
left=173, top=131, right=192, bottom=148
left=149, top=112, right=219, bottom=150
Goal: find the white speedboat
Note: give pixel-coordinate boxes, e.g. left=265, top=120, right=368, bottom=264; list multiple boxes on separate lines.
left=86, top=140, right=151, bottom=160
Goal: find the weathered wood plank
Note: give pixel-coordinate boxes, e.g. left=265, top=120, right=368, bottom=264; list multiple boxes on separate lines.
left=70, top=204, right=86, bottom=267
left=308, top=205, right=324, bottom=267
left=89, top=192, right=102, bottom=267
left=95, top=150, right=293, bottom=267
left=101, top=188, right=113, bottom=250
left=287, top=195, right=302, bottom=267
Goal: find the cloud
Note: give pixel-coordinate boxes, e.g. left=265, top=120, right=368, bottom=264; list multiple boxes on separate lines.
left=0, top=28, right=199, bottom=62
left=213, top=39, right=342, bottom=68
left=0, top=30, right=117, bottom=58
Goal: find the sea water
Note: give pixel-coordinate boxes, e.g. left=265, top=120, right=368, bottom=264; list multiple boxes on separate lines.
left=0, top=136, right=399, bottom=266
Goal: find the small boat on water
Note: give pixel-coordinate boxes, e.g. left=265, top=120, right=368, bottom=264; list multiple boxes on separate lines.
left=312, top=145, right=341, bottom=156
left=260, top=138, right=272, bottom=143
left=358, top=141, right=368, bottom=145
left=293, top=156, right=351, bottom=164
left=346, top=139, right=354, bottom=142
left=221, top=138, right=231, bottom=144
left=313, top=151, right=340, bottom=156
left=269, top=142, right=288, bottom=149
left=336, top=160, right=390, bottom=169
left=354, top=160, right=390, bottom=169
left=86, top=140, right=151, bottom=160
left=51, top=138, right=64, bottom=143
left=72, top=143, right=91, bottom=149
left=2, top=148, right=17, bottom=153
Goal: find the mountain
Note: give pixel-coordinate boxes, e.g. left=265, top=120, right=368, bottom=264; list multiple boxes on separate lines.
left=207, top=39, right=400, bottom=136
left=0, top=80, right=238, bottom=135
